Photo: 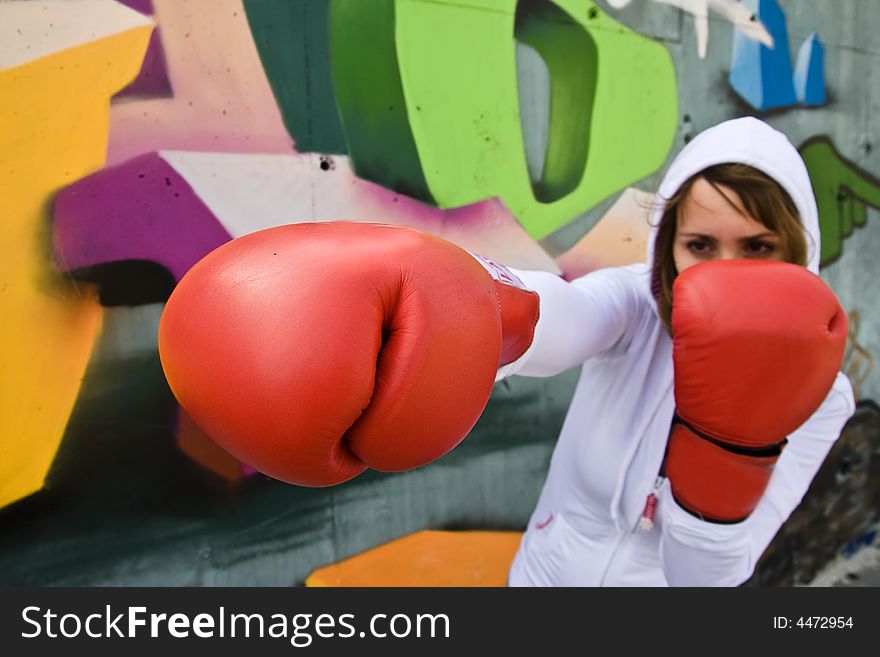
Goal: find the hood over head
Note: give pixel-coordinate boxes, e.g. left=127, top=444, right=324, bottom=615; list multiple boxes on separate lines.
left=646, top=117, right=820, bottom=291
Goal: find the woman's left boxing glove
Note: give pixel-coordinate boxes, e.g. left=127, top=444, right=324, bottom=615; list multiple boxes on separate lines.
left=158, top=222, right=539, bottom=487
left=665, top=259, right=848, bottom=523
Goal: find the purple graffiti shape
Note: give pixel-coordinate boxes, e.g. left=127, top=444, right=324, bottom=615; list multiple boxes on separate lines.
left=53, top=152, right=231, bottom=282
left=53, top=152, right=249, bottom=480
left=117, top=0, right=155, bottom=14
left=114, top=0, right=172, bottom=99
left=116, top=28, right=173, bottom=99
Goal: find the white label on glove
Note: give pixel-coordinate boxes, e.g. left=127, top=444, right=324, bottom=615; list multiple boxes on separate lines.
left=468, top=252, right=530, bottom=291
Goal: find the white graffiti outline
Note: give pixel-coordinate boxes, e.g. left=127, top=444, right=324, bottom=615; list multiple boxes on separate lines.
left=606, top=0, right=774, bottom=59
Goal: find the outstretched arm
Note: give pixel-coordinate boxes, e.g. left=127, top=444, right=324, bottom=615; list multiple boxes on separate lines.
left=496, top=266, right=644, bottom=380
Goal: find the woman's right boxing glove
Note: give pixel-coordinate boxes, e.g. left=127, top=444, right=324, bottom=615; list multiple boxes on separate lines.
left=158, top=222, right=539, bottom=487
left=665, top=259, right=848, bottom=523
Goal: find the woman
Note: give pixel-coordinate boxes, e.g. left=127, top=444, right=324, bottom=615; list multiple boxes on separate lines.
left=501, top=117, right=855, bottom=586
left=159, top=115, right=853, bottom=585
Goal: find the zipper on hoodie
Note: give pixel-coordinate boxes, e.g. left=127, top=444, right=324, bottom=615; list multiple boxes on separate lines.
left=638, top=475, right=665, bottom=531
left=602, top=406, right=672, bottom=583
left=638, top=420, right=673, bottom=533
left=600, top=475, right=664, bottom=585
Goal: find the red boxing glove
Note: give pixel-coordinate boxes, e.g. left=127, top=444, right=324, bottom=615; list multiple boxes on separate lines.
left=158, top=222, right=539, bottom=487
left=665, top=260, right=847, bottom=523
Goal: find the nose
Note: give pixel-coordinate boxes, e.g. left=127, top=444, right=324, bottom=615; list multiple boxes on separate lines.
left=717, top=246, right=739, bottom=261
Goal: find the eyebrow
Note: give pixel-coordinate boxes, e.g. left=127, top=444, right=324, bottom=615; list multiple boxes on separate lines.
left=678, top=232, right=778, bottom=241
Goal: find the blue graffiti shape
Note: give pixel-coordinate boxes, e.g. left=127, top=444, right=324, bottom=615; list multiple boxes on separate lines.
left=794, top=32, right=826, bottom=106
left=729, top=0, right=796, bottom=111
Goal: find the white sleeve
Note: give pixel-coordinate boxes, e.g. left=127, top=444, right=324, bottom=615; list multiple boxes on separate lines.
left=658, top=372, right=856, bottom=587
left=745, top=372, right=856, bottom=561
left=495, top=266, right=642, bottom=380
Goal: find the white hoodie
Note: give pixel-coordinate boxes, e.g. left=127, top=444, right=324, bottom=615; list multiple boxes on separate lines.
left=503, top=117, right=856, bottom=586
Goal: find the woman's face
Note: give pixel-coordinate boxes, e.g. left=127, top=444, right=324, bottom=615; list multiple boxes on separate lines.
left=673, top=177, right=787, bottom=274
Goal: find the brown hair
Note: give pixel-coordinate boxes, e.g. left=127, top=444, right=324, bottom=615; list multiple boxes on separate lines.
left=651, top=163, right=809, bottom=332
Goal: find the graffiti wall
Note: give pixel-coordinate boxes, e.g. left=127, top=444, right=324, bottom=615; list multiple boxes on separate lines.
left=1, top=0, right=878, bottom=585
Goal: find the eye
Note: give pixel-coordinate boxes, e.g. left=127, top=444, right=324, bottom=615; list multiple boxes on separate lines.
left=745, top=241, right=776, bottom=256
left=686, top=240, right=712, bottom=255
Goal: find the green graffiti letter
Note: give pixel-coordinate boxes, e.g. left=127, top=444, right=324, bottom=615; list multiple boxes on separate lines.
left=330, top=0, right=677, bottom=239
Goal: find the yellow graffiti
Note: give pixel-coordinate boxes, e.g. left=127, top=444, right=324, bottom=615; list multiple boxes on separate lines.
left=0, top=21, right=152, bottom=508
